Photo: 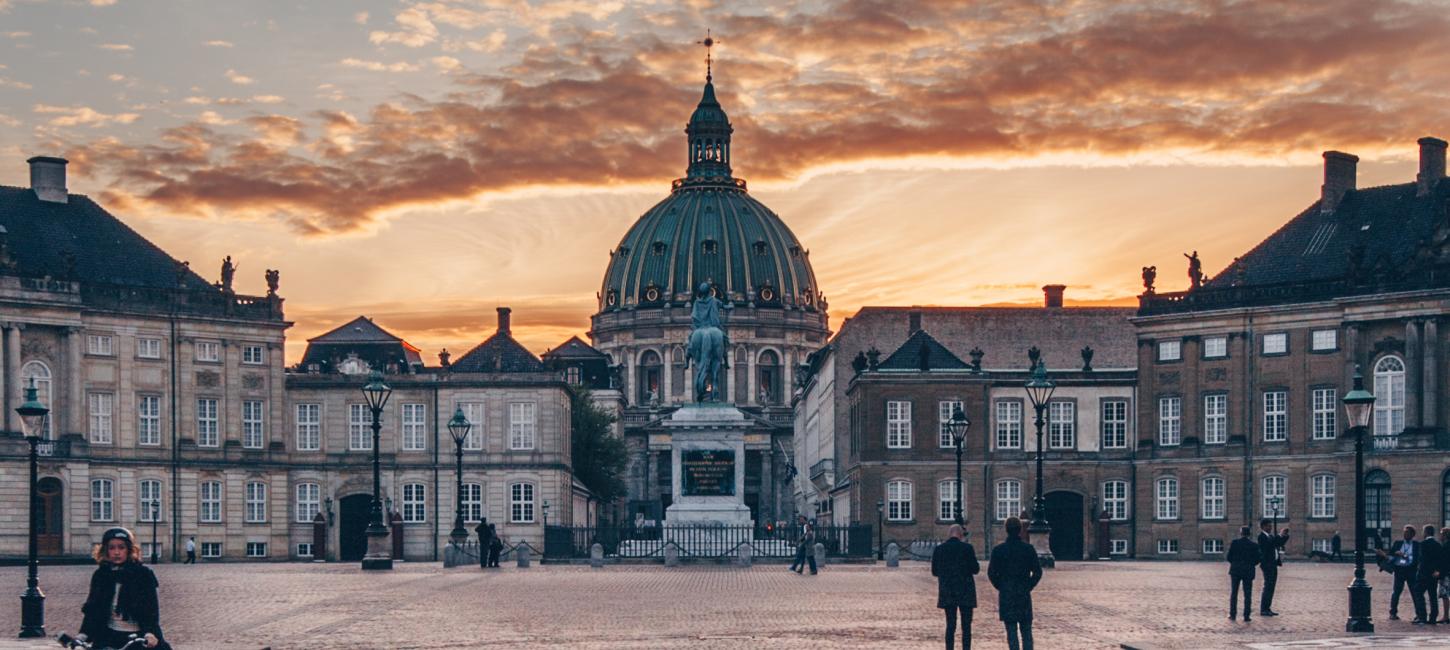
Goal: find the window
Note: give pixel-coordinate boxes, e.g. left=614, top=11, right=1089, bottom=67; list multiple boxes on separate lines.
left=1366, top=470, right=1391, bottom=541
left=196, top=398, right=219, bottom=447
left=138, top=395, right=161, bottom=446
left=637, top=350, right=661, bottom=404
left=1201, top=477, right=1225, bottom=520
left=462, top=483, right=483, bottom=522
left=938, top=480, right=962, bottom=522
left=1101, top=400, right=1128, bottom=449
left=200, top=542, right=221, bottom=558
left=140, top=542, right=161, bottom=560
left=139, top=479, right=162, bottom=522
left=242, top=344, right=265, bottom=365
left=1202, top=539, right=1224, bottom=554
left=1158, top=397, right=1181, bottom=446
left=137, top=337, right=162, bottom=359
left=995, top=480, right=1021, bottom=521
left=510, top=483, right=535, bottom=523
left=886, top=401, right=912, bottom=448
left=509, top=402, right=536, bottom=450
left=1311, top=329, right=1338, bottom=351
left=402, top=483, right=426, bottom=523
left=1313, top=538, right=1332, bottom=554
left=886, top=480, right=913, bottom=521
left=246, top=542, right=267, bottom=558
left=349, top=404, right=371, bottom=450
left=938, top=400, right=963, bottom=448
left=1156, top=477, right=1179, bottom=520
left=1312, top=474, right=1336, bottom=518
left=1048, top=401, right=1075, bottom=449
left=245, top=482, right=267, bottom=523
left=1158, top=340, right=1181, bottom=361
left=295, top=483, right=320, bottom=523
left=1203, top=336, right=1227, bottom=359
left=1374, top=356, right=1406, bottom=437
left=200, top=481, right=222, bottom=523
left=565, top=366, right=582, bottom=385
left=20, top=361, right=52, bottom=438
left=195, top=340, right=220, bottom=362
left=88, top=392, right=114, bottom=444
left=297, top=543, right=314, bottom=558
left=295, top=404, right=320, bottom=451
left=1102, top=480, right=1128, bottom=520
left=1158, top=539, right=1179, bottom=554
left=1203, top=394, right=1227, bottom=444
left=1262, top=333, right=1287, bottom=355
left=1262, top=475, right=1287, bottom=519
left=458, top=402, right=484, bottom=450
left=402, top=403, right=427, bottom=451
left=1110, top=539, right=1128, bottom=555
left=242, top=400, right=265, bottom=449
left=995, top=400, right=1022, bottom=449
left=91, top=479, right=114, bottom=521
left=1263, top=391, right=1287, bottom=442
left=87, top=334, right=114, bottom=356
left=1312, top=388, right=1337, bottom=440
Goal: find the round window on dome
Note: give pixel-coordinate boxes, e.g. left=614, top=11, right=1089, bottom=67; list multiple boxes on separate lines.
left=645, top=286, right=660, bottom=302
left=606, top=290, right=618, bottom=307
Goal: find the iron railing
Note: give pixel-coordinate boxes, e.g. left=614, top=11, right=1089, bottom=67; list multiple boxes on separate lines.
left=543, top=524, right=874, bottom=560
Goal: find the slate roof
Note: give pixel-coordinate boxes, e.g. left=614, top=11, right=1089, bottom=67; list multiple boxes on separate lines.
left=451, top=331, right=545, bottom=373
left=877, top=329, right=971, bottom=371
left=298, top=316, right=423, bottom=371
left=308, top=316, right=409, bottom=344
left=542, top=336, right=608, bottom=361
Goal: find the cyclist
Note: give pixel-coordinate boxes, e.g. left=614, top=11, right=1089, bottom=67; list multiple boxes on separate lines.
left=75, top=527, right=169, bottom=649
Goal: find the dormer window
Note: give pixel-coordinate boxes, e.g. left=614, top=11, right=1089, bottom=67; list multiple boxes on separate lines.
left=651, top=242, right=666, bottom=256
left=752, top=241, right=767, bottom=256
left=701, top=239, right=718, bottom=254
left=789, top=245, right=801, bottom=257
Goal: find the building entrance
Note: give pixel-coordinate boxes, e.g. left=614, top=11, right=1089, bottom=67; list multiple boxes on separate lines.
left=1045, top=491, right=1084, bottom=561
left=339, top=494, right=372, bottom=562
left=38, top=477, right=63, bottom=556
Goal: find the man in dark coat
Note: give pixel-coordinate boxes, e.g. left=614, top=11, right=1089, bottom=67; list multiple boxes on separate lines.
left=932, top=524, right=980, bottom=650
left=1332, top=532, right=1343, bottom=562
left=1226, top=526, right=1259, bottom=621
left=474, top=518, right=493, bottom=568
left=1378, top=524, right=1422, bottom=621
left=988, top=517, right=1042, bottom=650
left=1257, top=518, right=1290, bottom=616
left=1417, top=524, right=1441, bottom=625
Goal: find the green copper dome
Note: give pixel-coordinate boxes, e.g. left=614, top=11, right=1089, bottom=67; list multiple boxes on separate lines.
left=599, top=78, right=821, bottom=313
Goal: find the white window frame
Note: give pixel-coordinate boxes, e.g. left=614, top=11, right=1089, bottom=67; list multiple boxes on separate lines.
left=295, top=403, right=321, bottom=451
left=297, top=542, right=314, bottom=558
left=242, top=344, right=265, bottom=365
left=886, top=480, right=913, bottom=521
left=91, top=479, right=114, bottom=522
left=88, top=392, right=114, bottom=444
left=20, top=361, right=53, bottom=438
left=136, top=337, right=162, bottom=359
left=1374, top=356, right=1406, bottom=437
left=886, top=400, right=912, bottom=449
left=349, top=403, right=372, bottom=451
left=995, top=480, right=1021, bottom=521
left=1312, top=474, right=1336, bottom=518
left=509, top=402, right=536, bottom=450
left=1203, top=393, right=1227, bottom=444
left=462, top=483, right=483, bottom=523
left=401, top=403, right=427, bottom=451
left=402, top=483, right=426, bottom=523
left=1156, top=477, right=1179, bottom=520
left=1311, top=329, right=1337, bottom=351
left=242, top=400, right=265, bottom=449
left=1261, top=475, right=1287, bottom=519
left=87, top=334, right=114, bottom=356
left=295, top=483, right=320, bottom=523
left=1157, top=340, right=1181, bottom=361
left=458, top=402, right=484, bottom=450
left=196, top=398, right=219, bottom=447
left=1262, top=332, right=1287, bottom=355
left=246, top=542, right=267, bottom=558
left=938, top=479, right=961, bottom=522
left=1203, top=336, right=1227, bottom=359
left=1313, top=538, right=1332, bottom=554
left=195, top=340, right=221, bottom=362
left=139, top=479, right=162, bottom=522
left=938, top=400, right=963, bottom=449
left=1048, top=400, right=1075, bottom=449
left=510, top=482, right=535, bottom=523
left=1312, top=388, right=1337, bottom=440
left=199, top=481, right=222, bottom=523
left=138, top=394, right=161, bottom=446
left=1263, top=391, right=1287, bottom=442
left=1101, top=399, right=1128, bottom=449
left=995, top=400, right=1022, bottom=450
left=1158, top=539, right=1179, bottom=554
left=200, top=542, right=221, bottom=558
left=1110, top=539, right=1128, bottom=555
left=1158, top=396, right=1181, bottom=446
left=1201, top=476, right=1225, bottom=520
left=245, top=481, right=268, bottom=523
left=1102, top=480, right=1128, bottom=520
left=1202, top=539, right=1224, bottom=554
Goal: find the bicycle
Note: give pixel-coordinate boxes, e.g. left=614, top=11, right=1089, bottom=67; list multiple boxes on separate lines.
left=55, top=631, right=149, bottom=650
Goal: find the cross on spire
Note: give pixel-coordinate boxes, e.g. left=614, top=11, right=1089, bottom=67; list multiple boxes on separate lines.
left=697, top=29, right=715, bottom=82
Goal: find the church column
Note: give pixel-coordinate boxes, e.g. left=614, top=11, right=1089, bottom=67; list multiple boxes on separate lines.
left=1406, top=321, right=1422, bottom=429
left=662, top=347, right=673, bottom=403
left=782, top=350, right=793, bottom=403
left=625, top=348, right=636, bottom=405
left=1423, top=319, right=1439, bottom=429
left=746, top=349, right=757, bottom=406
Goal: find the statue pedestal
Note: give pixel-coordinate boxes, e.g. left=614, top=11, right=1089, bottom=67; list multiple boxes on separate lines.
left=664, top=404, right=753, bottom=528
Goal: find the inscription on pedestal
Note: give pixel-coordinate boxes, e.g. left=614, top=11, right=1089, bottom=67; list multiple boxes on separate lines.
left=682, top=449, right=735, bottom=496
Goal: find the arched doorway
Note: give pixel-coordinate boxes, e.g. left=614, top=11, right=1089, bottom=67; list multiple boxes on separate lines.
left=37, top=477, right=63, bottom=556
left=1365, top=470, right=1391, bottom=551
left=339, top=494, right=372, bottom=562
left=1045, top=491, right=1084, bottom=561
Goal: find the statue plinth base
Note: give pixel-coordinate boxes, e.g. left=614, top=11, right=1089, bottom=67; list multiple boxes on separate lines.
left=664, top=404, right=753, bottom=528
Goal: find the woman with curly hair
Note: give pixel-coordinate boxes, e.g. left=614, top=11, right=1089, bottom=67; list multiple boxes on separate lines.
left=76, top=527, right=170, bottom=649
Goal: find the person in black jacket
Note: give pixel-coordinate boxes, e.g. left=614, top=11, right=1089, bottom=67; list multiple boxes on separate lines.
left=1438, top=527, right=1450, bottom=624
left=988, top=517, right=1043, bottom=650
left=77, top=528, right=170, bottom=649
left=487, top=523, right=504, bottom=567
left=1257, top=518, right=1290, bottom=616
left=1417, top=524, right=1441, bottom=625
left=475, top=518, right=493, bottom=569
left=1226, top=526, right=1259, bottom=621
left=1377, top=524, right=1422, bottom=621
left=932, top=524, right=980, bottom=650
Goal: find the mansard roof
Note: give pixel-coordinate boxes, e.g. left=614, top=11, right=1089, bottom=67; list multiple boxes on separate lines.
left=877, top=329, right=971, bottom=371
left=299, top=316, right=423, bottom=372
left=542, top=336, right=608, bottom=361
left=451, top=332, right=545, bottom=373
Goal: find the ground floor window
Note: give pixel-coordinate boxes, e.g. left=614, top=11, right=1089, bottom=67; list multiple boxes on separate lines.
left=1201, top=539, right=1223, bottom=554
left=1110, top=539, right=1128, bottom=555
left=200, top=542, right=222, bottom=558
left=1157, top=539, right=1179, bottom=554
left=297, top=543, right=313, bottom=557
left=246, top=542, right=267, bottom=558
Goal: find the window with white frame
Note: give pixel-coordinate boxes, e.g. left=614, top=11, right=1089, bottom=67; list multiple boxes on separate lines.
left=196, top=398, right=219, bottom=447
left=1102, top=480, right=1128, bottom=520
left=1158, top=539, right=1179, bottom=554
left=1158, top=397, right=1181, bottom=446
left=1101, top=399, right=1128, bottom=449
left=91, top=479, right=114, bottom=521
left=137, top=337, right=162, bottom=359
left=1203, top=336, right=1227, bottom=359
left=246, top=542, right=267, bottom=558
left=1110, top=539, right=1128, bottom=555
left=1263, top=391, right=1287, bottom=442
left=886, top=480, right=913, bottom=521
left=200, top=542, right=221, bottom=558
left=1312, top=538, right=1332, bottom=554
left=295, top=483, right=320, bottom=523
left=1312, top=388, right=1337, bottom=440
left=886, top=400, right=912, bottom=449
left=1201, top=476, right=1225, bottom=520
left=1202, top=539, right=1224, bottom=554
left=1203, top=394, right=1227, bottom=444
left=140, top=542, right=161, bottom=560
left=295, top=404, right=320, bottom=451
left=1374, top=356, right=1406, bottom=437
left=245, top=481, right=267, bottom=523
left=995, top=480, right=1021, bottom=521
left=1158, top=340, right=1181, bottom=361
left=20, top=361, right=52, bottom=438
left=402, top=483, right=426, bottom=523
left=242, top=344, right=265, bottom=365
left=509, top=402, right=536, bottom=450
left=1261, top=475, right=1287, bottom=518
left=297, top=543, right=314, bottom=558
left=402, top=403, right=427, bottom=451
left=938, top=400, right=963, bottom=448
left=200, top=481, right=222, bottom=523
left=242, top=400, right=265, bottom=449
left=1312, top=474, right=1336, bottom=518
left=139, top=479, right=162, bottom=522
left=510, top=483, right=535, bottom=523
left=458, top=402, right=484, bottom=450
left=87, top=334, right=114, bottom=356
left=1048, top=401, right=1075, bottom=449
left=195, top=340, right=220, bottom=362
left=88, top=392, right=114, bottom=444
left=138, top=395, right=161, bottom=446
left=1156, top=477, right=1179, bottom=520
left=1311, top=329, right=1337, bottom=351
left=1262, top=333, right=1287, bottom=355
left=565, top=366, right=581, bottom=385
left=938, top=479, right=962, bottom=522
left=995, top=400, right=1022, bottom=449
left=462, top=483, right=483, bottom=522
left=349, top=404, right=371, bottom=451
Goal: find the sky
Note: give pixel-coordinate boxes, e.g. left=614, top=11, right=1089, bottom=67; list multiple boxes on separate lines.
left=1, top=0, right=1448, bottom=364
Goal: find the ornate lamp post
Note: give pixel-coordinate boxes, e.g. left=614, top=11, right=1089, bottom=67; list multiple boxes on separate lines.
left=17, top=379, right=49, bottom=638
left=149, top=501, right=160, bottom=564
left=542, top=500, right=551, bottom=528
left=1023, top=359, right=1056, bottom=565
left=946, top=408, right=971, bottom=525
left=360, top=370, right=393, bottom=571
left=1343, top=368, right=1376, bottom=633
left=447, top=408, right=472, bottom=545
left=876, top=500, right=885, bottom=561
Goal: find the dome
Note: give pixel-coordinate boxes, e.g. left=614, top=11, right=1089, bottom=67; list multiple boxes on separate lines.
left=598, top=78, right=823, bottom=314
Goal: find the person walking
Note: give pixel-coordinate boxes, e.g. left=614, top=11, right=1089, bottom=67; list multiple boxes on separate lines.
left=1226, top=526, right=1258, bottom=621
left=1331, top=532, right=1343, bottom=562
left=1438, top=527, right=1450, bottom=624
left=474, top=518, right=493, bottom=569
left=789, top=515, right=817, bottom=575
left=183, top=537, right=196, bottom=565
left=1418, top=524, right=1441, bottom=625
left=988, top=517, right=1042, bottom=650
left=1257, top=518, right=1290, bottom=616
left=932, top=524, right=979, bottom=650
left=1377, top=524, right=1422, bottom=621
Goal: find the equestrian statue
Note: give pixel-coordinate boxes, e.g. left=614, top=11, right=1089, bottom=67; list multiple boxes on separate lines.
left=685, top=282, right=731, bottom=402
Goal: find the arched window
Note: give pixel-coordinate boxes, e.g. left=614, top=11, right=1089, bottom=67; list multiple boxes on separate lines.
left=938, top=479, right=962, bottom=522
left=757, top=349, right=782, bottom=405
left=20, top=361, right=53, bottom=438
left=1200, top=476, right=1225, bottom=520
left=295, top=483, right=320, bottom=523
left=995, top=480, right=1021, bottom=521
left=1156, top=477, right=1179, bottom=520
left=462, top=483, right=483, bottom=523
left=1365, top=470, right=1391, bottom=549
left=886, top=480, right=912, bottom=521
left=139, top=479, right=162, bottom=522
left=637, top=350, right=662, bottom=405
left=670, top=345, right=686, bottom=397
left=1373, top=356, right=1406, bottom=437
left=1260, top=475, right=1287, bottom=519
left=401, top=483, right=426, bottom=523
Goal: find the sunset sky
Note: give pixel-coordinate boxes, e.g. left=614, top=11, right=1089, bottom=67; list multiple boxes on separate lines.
left=1, top=0, right=1448, bottom=363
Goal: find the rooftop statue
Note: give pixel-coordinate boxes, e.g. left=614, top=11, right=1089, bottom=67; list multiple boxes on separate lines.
left=685, top=282, right=731, bottom=402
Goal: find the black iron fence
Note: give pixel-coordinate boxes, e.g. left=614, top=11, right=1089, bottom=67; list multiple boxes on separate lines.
left=543, top=524, right=874, bottom=560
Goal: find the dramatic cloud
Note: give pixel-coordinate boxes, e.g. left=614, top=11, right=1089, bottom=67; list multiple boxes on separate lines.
left=34, top=104, right=139, bottom=127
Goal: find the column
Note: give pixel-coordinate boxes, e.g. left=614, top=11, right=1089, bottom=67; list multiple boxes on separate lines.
left=625, top=348, right=636, bottom=405
left=1345, top=325, right=1360, bottom=386
left=782, top=350, right=793, bottom=402
left=0, top=324, right=8, bottom=433
left=1405, top=321, right=1422, bottom=429
left=662, top=347, right=673, bottom=402
left=5, top=324, right=20, bottom=433
left=763, top=446, right=776, bottom=523
left=726, top=347, right=736, bottom=403
left=746, top=349, right=757, bottom=407
left=1423, top=319, right=1439, bottom=429
left=66, top=327, right=83, bottom=437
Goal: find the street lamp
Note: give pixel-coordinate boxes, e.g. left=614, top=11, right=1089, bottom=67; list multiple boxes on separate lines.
left=946, top=407, right=971, bottom=525
left=360, top=370, right=393, bottom=571
left=1343, top=367, right=1376, bottom=633
left=446, top=408, right=472, bottom=545
left=149, top=501, right=160, bottom=565
left=17, top=378, right=49, bottom=638
left=542, top=500, right=551, bottom=528
left=876, top=499, right=885, bottom=561
left=1023, top=358, right=1056, bottom=565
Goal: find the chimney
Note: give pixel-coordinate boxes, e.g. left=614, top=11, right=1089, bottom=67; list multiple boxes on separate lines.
left=1042, top=284, right=1066, bottom=308
left=27, top=156, right=68, bottom=204
left=496, top=307, right=512, bottom=336
left=1418, top=136, right=1447, bottom=197
left=1320, top=151, right=1358, bottom=213
left=907, top=310, right=922, bottom=335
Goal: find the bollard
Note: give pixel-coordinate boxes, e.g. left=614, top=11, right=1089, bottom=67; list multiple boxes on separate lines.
left=516, top=545, right=531, bottom=568
left=590, top=543, right=604, bottom=568
left=885, top=542, right=900, bottom=568
left=737, top=543, right=753, bottom=567
left=664, top=542, right=680, bottom=567
left=813, top=542, right=826, bottom=571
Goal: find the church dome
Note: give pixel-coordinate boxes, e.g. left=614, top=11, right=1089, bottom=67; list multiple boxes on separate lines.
left=598, top=77, right=823, bottom=314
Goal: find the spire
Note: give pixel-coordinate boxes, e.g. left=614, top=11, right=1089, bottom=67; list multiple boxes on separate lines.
left=685, top=30, right=734, bottom=181
left=698, top=30, right=714, bottom=83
